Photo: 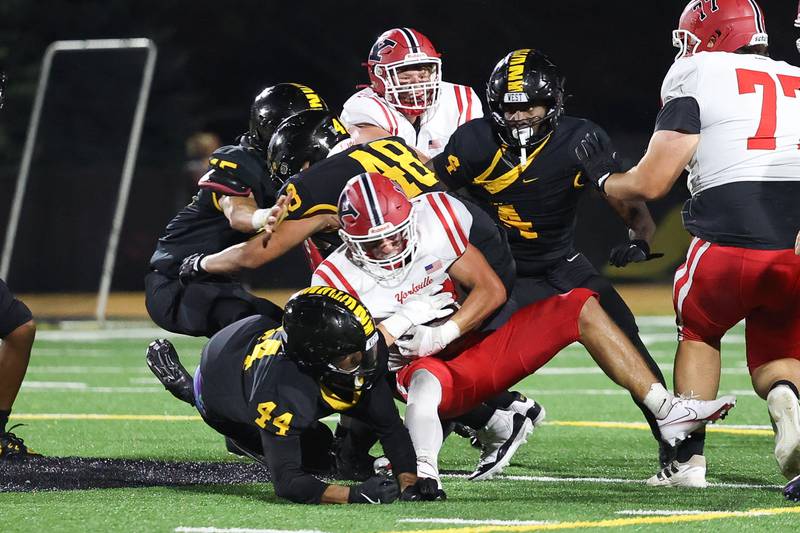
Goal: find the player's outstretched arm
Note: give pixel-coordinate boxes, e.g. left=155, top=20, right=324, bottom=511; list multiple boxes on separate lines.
left=445, top=244, right=507, bottom=334
left=218, top=194, right=260, bottom=233
left=576, top=130, right=698, bottom=201
left=201, top=213, right=338, bottom=275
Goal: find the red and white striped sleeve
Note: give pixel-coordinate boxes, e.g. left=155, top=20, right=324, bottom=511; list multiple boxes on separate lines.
left=423, top=192, right=473, bottom=260
left=452, top=84, right=483, bottom=127
left=312, top=258, right=360, bottom=299
left=341, top=93, right=398, bottom=136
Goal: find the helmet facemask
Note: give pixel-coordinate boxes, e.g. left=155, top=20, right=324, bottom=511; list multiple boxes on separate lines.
left=321, top=332, right=380, bottom=392
left=492, top=98, right=560, bottom=166
left=374, top=57, right=442, bottom=116
left=672, top=29, right=702, bottom=60
left=340, top=206, right=419, bottom=285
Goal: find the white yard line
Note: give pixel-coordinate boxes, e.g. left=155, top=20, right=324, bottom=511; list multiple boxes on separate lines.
left=175, top=529, right=327, bottom=533
left=441, top=472, right=782, bottom=489
left=399, top=519, right=554, bottom=526
left=617, top=510, right=726, bottom=516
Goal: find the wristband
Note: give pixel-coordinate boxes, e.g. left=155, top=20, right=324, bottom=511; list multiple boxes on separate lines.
left=251, top=209, right=269, bottom=231
left=439, top=320, right=461, bottom=345
left=380, top=314, right=413, bottom=339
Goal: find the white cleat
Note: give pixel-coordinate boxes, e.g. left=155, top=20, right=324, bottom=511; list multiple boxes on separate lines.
left=468, top=410, right=534, bottom=481
left=657, top=395, right=736, bottom=447
left=506, top=393, right=547, bottom=427
left=767, top=386, right=800, bottom=479
left=646, top=454, right=707, bottom=488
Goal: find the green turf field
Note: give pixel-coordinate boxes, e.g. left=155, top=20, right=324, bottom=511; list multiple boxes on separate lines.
left=1, top=318, right=798, bottom=532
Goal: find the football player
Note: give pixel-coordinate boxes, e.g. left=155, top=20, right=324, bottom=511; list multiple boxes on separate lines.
left=189, top=110, right=539, bottom=481
left=575, top=0, right=800, bottom=494
left=311, top=172, right=736, bottom=492
left=0, top=73, right=39, bottom=460
left=431, top=49, right=673, bottom=467
left=146, top=83, right=327, bottom=337
left=341, top=28, right=482, bottom=159
left=146, top=287, right=442, bottom=504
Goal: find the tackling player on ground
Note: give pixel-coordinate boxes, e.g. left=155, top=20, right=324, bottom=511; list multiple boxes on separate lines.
left=576, top=0, right=800, bottom=497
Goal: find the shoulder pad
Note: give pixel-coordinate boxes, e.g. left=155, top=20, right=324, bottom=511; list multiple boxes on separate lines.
left=197, top=145, right=266, bottom=196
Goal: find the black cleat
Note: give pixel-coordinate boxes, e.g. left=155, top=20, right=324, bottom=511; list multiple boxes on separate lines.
left=0, top=424, right=41, bottom=460
left=146, top=339, right=196, bottom=406
left=785, top=474, right=800, bottom=502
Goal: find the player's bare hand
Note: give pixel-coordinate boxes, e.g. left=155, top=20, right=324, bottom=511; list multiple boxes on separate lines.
left=260, top=193, right=291, bottom=248
left=795, top=230, right=800, bottom=256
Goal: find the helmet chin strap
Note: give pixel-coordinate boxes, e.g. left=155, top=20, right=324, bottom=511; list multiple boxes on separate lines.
left=512, top=126, right=533, bottom=165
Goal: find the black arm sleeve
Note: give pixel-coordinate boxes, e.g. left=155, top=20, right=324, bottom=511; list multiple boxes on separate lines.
left=655, top=97, right=701, bottom=134
left=360, top=374, right=417, bottom=476
left=261, top=431, right=329, bottom=504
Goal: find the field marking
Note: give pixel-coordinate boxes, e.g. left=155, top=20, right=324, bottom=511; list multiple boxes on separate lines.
left=547, top=420, right=773, bottom=437
left=12, top=413, right=201, bottom=421
left=175, top=529, right=327, bottom=533
left=384, top=505, right=800, bottom=533
left=21, top=381, right=162, bottom=393
left=441, top=473, right=781, bottom=490
left=534, top=366, right=749, bottom=376
left=616, top=510, right=724, bottom=516
left=399, top=520, right=553, bottom=526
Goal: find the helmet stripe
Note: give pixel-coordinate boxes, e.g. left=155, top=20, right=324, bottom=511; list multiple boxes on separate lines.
left=400, top=27, right=420, bottom=52
left=358, top=173, right=384, bottom=227
left=747, top=0, right=765, bottom=33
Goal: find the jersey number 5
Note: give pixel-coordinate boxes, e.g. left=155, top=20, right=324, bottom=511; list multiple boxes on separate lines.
left=736, top=69, right=800, bottom=151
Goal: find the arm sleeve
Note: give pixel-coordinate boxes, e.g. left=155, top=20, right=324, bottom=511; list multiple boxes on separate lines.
left=654, top=97, right=701, bottom=133
left=360, top=372, right=417, bottom=476
left=261, top=431, right=329, bottom=504
left=660, top=57, right=700, bottom=111
left=341, top=95, right=394, bottom=133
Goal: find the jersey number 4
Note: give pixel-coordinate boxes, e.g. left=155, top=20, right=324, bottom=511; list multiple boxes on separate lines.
left=736, top=69, right=800, bottom=151
left=255, top=401, right=294, bottom=436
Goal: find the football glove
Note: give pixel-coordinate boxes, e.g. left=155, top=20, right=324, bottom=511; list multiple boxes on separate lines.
left=178, top=253, right=207, bottom=286
left=608, top=240, right=664, bottom=267
left=348, top=476, right=399, bottom=504
left=400, top=477, right=447, bottom=501
left=574, top=131, right=620, bottom=193
left=396, top=320, right=461, bottom=358
left=380, top=287, right=455, bottom=339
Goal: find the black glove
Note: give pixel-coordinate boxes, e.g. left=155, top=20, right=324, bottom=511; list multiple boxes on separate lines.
left=178, top=253, right=207, bottom=286
left=348, top=476, right=399, bottom=504
left=608, top=239, right=664, bottom=267
left=399, top=477, right=447, bottom=501
left=574, top=131, right=619, bottom=193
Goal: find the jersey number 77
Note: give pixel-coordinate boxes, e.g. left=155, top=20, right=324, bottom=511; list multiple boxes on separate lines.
left=736, top=68, right=800, bottom=151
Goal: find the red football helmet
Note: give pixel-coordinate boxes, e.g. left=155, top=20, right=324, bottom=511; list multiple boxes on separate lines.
left=366, top=28, right=442, bottom=116
left=338, top=173, right=418, bottom=282
left=672, top=0, right=768, bottom=60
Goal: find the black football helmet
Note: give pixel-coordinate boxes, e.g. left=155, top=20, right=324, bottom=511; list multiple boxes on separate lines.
left=267, top=109, right=351, bottom=187
left=282, top=286, right=381, bottom=391
left=246, top=83, right=328, bottom=154
left=486, top=49, right=565, bottom=154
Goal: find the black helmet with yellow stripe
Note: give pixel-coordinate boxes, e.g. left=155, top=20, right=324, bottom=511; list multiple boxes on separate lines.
left=283, top=286, right=380, bottom=390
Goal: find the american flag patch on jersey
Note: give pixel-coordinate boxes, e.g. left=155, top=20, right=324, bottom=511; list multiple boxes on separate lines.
left=425, top=260, right=442, bottom=272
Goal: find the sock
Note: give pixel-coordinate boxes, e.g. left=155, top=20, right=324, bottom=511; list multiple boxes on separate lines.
left=405, top=370, right=444, bottom=483
left=483, top=391, right=516, bottom=409
left=643, top=383, right=673, bottom=419
left=454, top=403, right=494, bottom=430
left=676, top=430, right=706, bottom=462
left=770, top=380, right=800, bottom=400
left=0, top=409, right=10, bottom=433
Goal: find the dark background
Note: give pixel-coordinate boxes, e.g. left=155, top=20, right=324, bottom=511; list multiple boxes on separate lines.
left=0, top=0, right=798, bottom=292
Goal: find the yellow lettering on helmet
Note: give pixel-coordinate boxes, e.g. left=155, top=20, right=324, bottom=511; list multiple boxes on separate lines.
left=506, top=49, right=531, bottom=93
left=291, top=83, right=325, bottom=110
left=332, top=117, right=348, bottom=135
left=298, top=286, right=376, bottom=338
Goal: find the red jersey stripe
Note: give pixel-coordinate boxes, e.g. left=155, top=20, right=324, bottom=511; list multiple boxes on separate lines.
left=324, top=261, right=359, bottom=298
left=438, top=193, right=468, bottom=249
left=315, top=267, right=338, bottom=289
left=454, top=85, right=464, bottom=126
left=465, top=87, right=474, bottom=121
left=369, top=96, right=397, bottom=135
left=426, top=194, right=463, bottom=256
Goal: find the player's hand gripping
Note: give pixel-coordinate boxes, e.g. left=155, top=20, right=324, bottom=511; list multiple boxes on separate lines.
left=348, top=476, right=400, bottom=504
left=608, top=240, right=664, bottom=267
left=380, top=285, right=455, bottom=339
left=396, top=320, right=461, bottom=358
left=574, top=131, right=620, bottom=193
left=178, top=253, right=208, bottom=286
left=257, top=193, right=292, bottom=248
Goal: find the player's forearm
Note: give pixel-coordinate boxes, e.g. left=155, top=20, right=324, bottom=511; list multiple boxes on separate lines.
left=617, top=200, right=656, bottom=243
left=319, top=484, right=351, bottom=504
left=451, top=281, right=505, bottom=334
left=202, top=242, right=254, bottom=274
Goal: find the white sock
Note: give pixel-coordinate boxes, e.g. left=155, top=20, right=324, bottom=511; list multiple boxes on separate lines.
left=643, top=383, right=673, bottom=419
left=405, top=369, right=443, bottom=484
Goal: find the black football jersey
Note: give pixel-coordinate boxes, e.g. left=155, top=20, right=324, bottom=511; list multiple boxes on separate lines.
left=149, top=143, right=276, bottom=278
left=433, top=116, right=613, bottom=275
left=202, top=314, right=391, bottom=439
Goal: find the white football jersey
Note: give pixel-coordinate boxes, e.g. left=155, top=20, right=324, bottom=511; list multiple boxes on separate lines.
left=341, top=81, right=483, bottom=158
left=661, top=52, right=800, bottom=195
left=311, top=192, right=473, bottom=320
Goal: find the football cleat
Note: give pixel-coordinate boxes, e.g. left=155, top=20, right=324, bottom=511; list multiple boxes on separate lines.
left=767, top=385, right=800, bottom=479
left=469, top=411, right=535, bottom=481
left=646, top=454, right=707, bottom=488
left=0, top=425, right=41, bottom=460
left=785, top=473, right=800, bottom=502
left=451, top=422, right=482, bottom=449
left=146, top=339, right=196, bottom=406
left=505, top=392, right=546, bottom=426
left=657, top=394, right=736, bottom=447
